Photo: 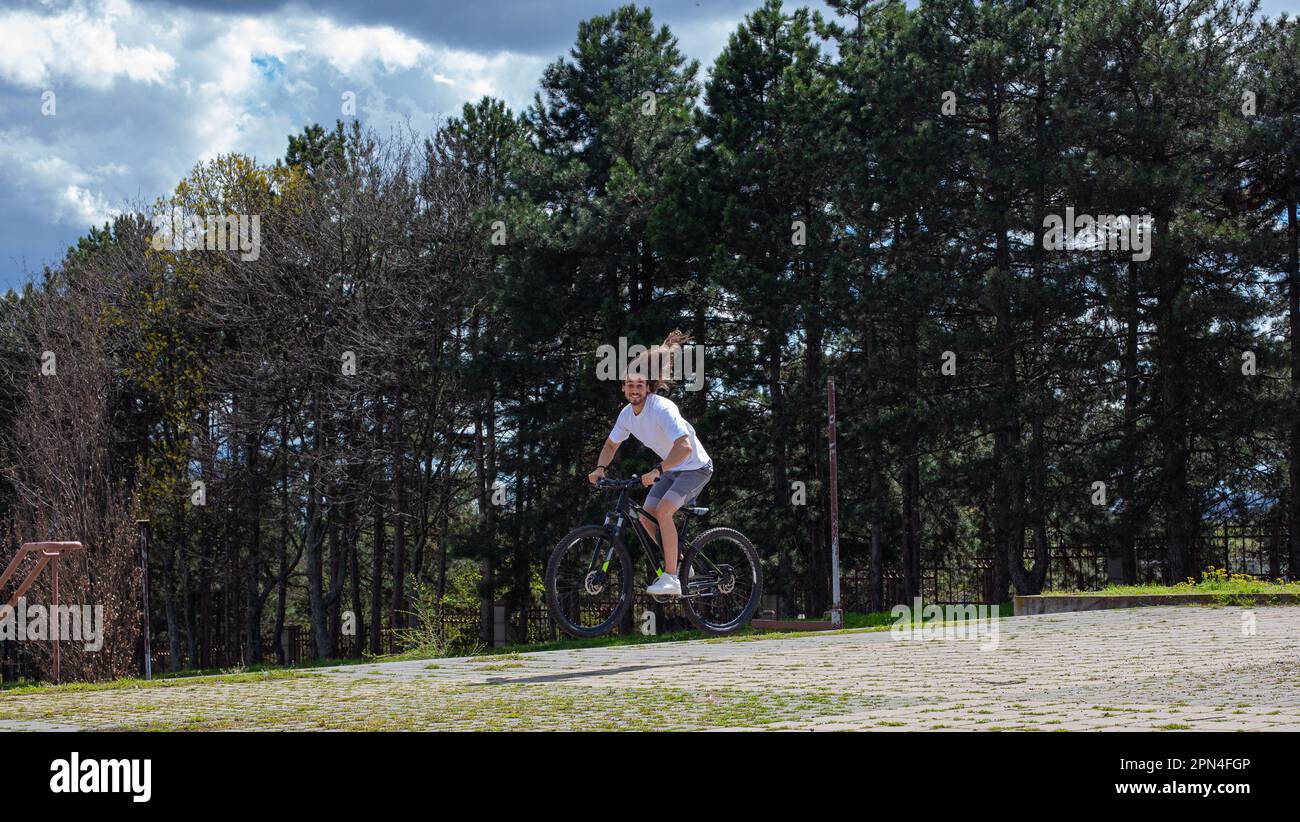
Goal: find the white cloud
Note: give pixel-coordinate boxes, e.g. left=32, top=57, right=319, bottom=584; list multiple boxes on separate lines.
left=422, top=45, right=546, bottom=103
left=0, top=130, right=128, bottom=228
left=168, top=12, right=544, bottom=159
left=60, top=184, right=121, bottom=228
left=91, top=162, right=129, bottom=177
left=676, top=15, right=748, bottom=83
left=311, top=19, right=430, bottom=77
left=2, top=0, right=550, bottom=168
left=0, top=0, right=176, bottom=90
left=26, top=154, right=90, bottom=185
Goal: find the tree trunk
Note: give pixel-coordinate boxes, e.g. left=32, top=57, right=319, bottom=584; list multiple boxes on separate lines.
left=347, top=512, right=363, bottom=657
left=304, top=475, right=329, bottom=658
left=869, top=462, right=886, bottom=611
left=162, top=527, right=181, bottom=672
left=328, top=508, right=342, bottom=657
left=1014, top=86, right=1053, bottom=596
left=273, top=414, right=289, bottom=664
left=1157, top=282, right=1196, bottom=584
left=990, top=179, right=1021, bottom=603
left=391, top=390, right=407, bottom=631
left=865, top=321, right=885, bottom=612
left=1289, top=199, right=1300, bottom=581
left=804, top=248, right=829, bottom=617
left=477, top=385, right=498, bottom=645
left=1116, top=259, right=1141, bottom=584
left=900, top=316, right=922, bottom=602
left=198, top=550, right=212, bottom=669
left=221, top=513, right=232, bottom=666
left=370, top=502, right=386, bottom=655
left=243, top=470, right=263, bottom=665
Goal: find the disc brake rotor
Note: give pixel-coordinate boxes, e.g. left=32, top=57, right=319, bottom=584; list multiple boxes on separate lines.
left=716, top=565, right=736, bottom=594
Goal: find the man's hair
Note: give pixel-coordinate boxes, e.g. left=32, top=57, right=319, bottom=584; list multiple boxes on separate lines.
left=626, top=329, right=690, bottom=394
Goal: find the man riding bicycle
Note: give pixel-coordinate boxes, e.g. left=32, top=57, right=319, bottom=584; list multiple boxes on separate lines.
left=587, top=330, right=712, bottom=598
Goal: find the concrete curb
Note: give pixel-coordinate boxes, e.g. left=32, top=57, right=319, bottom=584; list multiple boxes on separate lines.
left=751, top=619, right=836, bottom=632
left=1014, top=592, right=1300, bottom=616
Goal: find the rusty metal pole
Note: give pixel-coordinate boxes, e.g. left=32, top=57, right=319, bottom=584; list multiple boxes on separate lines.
left=50, top=551, right=59, bottom=684
left=828, top=378, right=843, bottom=629
left=138, top=520, right=152, bottom=681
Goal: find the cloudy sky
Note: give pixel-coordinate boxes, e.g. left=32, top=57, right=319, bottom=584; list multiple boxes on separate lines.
left=1, top=0, right=1296, bottom=292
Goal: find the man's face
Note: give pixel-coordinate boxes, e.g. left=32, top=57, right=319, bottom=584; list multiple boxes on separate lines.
left=622, top=377, right=647, bottom=405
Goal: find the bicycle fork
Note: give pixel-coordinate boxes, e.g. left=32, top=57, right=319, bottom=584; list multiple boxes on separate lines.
left=591, top=512, right=623, bottom=575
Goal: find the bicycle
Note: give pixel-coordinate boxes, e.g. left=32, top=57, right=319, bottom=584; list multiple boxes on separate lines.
left=544, top=475, right=763, bottom=638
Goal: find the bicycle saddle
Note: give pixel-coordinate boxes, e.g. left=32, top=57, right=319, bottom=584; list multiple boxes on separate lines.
left=681, top=497, right=709, bottom=516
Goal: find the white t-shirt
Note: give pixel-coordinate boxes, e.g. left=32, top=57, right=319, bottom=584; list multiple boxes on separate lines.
left=608, top=393, right=711, bottom=472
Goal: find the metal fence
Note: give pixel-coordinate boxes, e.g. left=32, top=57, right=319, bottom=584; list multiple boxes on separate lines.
left=836, top=527, right=1294, bottom=609
left=5, top=525, right=1292, bottom=682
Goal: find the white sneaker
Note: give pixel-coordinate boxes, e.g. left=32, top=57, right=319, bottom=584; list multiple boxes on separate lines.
left=646, top=572, right=681, bottom=596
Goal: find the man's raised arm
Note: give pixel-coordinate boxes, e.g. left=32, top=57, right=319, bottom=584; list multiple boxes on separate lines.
left=589, top=438, right=621, bottom=485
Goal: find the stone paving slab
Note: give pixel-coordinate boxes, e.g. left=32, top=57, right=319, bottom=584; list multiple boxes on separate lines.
left=0, top=605, right=1296, bottom=731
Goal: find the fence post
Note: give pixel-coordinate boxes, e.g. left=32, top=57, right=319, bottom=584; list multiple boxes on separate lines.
left=51, top=550, right=59, bottom=683
left=286, top=625, right=299, bottom=664
left=493, top=604, right=506, bottom=647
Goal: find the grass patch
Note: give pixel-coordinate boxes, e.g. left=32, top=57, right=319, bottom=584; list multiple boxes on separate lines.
left=453, top=628, right=710, bottom=658
left=0, top=668, right=314, bottom=696
left=1046, top=566, right=1300, bottom=597
left=0, top=682, right=888, bottom=732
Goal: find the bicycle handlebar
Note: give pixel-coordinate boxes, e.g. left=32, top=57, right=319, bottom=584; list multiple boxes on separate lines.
left=594, top=476, right=643, bottom=490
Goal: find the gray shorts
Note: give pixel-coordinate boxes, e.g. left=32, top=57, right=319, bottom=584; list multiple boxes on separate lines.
left=645, top=461, right=713, bottom=510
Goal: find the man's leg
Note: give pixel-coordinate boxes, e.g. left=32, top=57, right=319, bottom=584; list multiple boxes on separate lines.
left=640, top=472, right=673, bottom=554
left=640, top=502, right=682, bottom=572
left=654, top=499, right=683, bottom=575
left=641, top=509, right=660, bottom=547
left=648, top=466, right=711, bottom=581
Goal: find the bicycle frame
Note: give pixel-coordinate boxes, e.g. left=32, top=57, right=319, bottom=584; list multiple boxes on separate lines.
left=591, top=483, right=726, bottom=597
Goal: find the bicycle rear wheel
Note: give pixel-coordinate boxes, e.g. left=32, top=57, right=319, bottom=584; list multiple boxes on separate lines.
left=679, top=527, right=762, bottom=635
left=544, top=525, right=633, bottom=638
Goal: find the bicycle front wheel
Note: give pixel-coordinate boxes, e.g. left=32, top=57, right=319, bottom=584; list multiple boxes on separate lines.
left=544, top=525, right=634, bottom=638
left=679, top=527, right=763, bottom=635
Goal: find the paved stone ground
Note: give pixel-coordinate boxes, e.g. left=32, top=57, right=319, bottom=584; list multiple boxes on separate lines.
left=1, top=605, right=1297, bottom=731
